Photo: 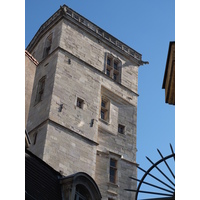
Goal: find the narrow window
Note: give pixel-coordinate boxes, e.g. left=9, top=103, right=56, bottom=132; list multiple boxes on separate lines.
left=114, top=62, right=118, bottom=70
left=101, top=100, right=106, bottom=108
left=76, top=97, right=84, bottom=109
left=100, top=98, right=109, bottom=122
left=118, top=124, right=125, bottom=134
left=110, top=158, right=117, bottom=184
left=43, top=34, right=52, bottom=58
left=101, top=110, right=105, bottom=120
left=35, top=76, right=46, bottom=104
left=107, top=57, right=111, bottom=66
left=105, top=54, right=121, bottom=83
left=106, top=69, right=110, bottom=76
left=33, top=132, right=38, bottom=145
left=113, top=73, right=117, bottom=81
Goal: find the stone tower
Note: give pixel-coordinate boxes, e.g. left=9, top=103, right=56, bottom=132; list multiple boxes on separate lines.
left=26, top=5, right=144, bottom=199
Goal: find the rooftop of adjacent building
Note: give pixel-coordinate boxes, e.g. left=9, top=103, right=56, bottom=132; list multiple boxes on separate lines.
left=25, top=149, right=102, bottom=199
left=25, top=50, right=39, bottom=66
left=162, top=41, right=175, bottom=105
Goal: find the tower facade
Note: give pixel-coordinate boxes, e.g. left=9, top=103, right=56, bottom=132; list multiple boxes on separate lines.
left=26, top=5, right=143, bottom=199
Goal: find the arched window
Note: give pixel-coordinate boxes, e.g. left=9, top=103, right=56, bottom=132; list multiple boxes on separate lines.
left=60, top=172, right=102, bottom=200
left=75, top=184, right=92, bottom=200
left=43, top=33, right=52, bottom=58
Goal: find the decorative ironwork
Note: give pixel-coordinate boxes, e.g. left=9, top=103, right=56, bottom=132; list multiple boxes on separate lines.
left=125, top=144, right=175, bottom=200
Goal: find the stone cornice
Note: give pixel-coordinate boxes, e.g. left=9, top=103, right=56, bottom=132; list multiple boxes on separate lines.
left=26, top=5, right=143, bottom=65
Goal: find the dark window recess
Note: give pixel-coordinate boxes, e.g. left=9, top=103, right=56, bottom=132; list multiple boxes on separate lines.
left=43, top=34, right=52, bottom=58
left=101, top=100, right=106, bottom=108
left=113, top=73, right=117, bottom=81
left=118, top=124, right=125, bottom=134
left=35, top=76, right=46, bottom=104
left=114, top=62, right=118, bottom=70
left=33, top=132, right=38, bottom=145
left=100, top=98, right=109, bottom=122
left=101, top=110, right=105, bottom=120
left=106, top=69, right=110, bottom=76
left=107, top=58, right=111, bottom=66
left=77, top=98, right=84, bottom=109
left=110, top=158, right=117, bottom=184
left=75, top=184, right=91, bottom=200
left=105, top=55, right=121, bottom=83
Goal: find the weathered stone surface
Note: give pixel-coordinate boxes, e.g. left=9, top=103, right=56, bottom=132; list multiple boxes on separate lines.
left=26, top=6, right=141, bottom=199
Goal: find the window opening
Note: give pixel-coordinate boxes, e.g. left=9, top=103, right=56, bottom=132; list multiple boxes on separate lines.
left=105, top=54, right=121, bottom=83
left=106, top=69, right=110, bottom=76
left=114, top=62, right=118, bottom=70
left=77, top=97, right=84, bottom=109
left=110, top=158, right=117, bottom=184
left=75, top=184, right=92, bottom=200
left=33, top=132, right=38, bottom=145
left=118, top=124, right=125, bottom=134
left=43, top=34, right=52, bottom=58
left=107, top=58, right=111, bottom=66
left=35, top=76, right=46, bottom=104
left=100, top=97, right=109, bottom=122
left=113, top=73, right=117, bottom=81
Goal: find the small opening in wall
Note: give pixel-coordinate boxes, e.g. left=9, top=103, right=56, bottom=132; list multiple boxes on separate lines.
left=76, top=97, right=84, bottom=109
left=33, top=132, right=38, bottom=145
left=118, top=124, right=125, bottom=134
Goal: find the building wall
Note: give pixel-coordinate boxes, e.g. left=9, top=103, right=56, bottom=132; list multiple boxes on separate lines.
left=26, top=8, right=139, bottom=199
left=26, top=51, right=58, bottom=132
left=29, top=20, right=62, bottom=63
left=27, top=122, right=48, bottom=159
left=25, top=53, right=37, bottom=127
left=43, top=122, right=97, bottom=178
left=60, top=19, right=139, bottom=94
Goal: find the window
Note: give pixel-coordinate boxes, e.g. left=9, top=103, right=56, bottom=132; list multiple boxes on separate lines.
left=43, top=33, right=52, bottom=58
left=107, top=58, right=111, bottom=66
left=33, top=132, right=38, bottom=145
left=76, top=97, right=84, bottom=109
left=35, top=76, right=46, bottom=104
left=118, top=124, right=125, bottom=134
left=114, top=61, right=118, bottom=70
left=100, top=97, right=110, bottom=122
left=105, top=54, right=121, bottom=83
left=109, top=158, right=117, bottom=184
left=75, top=184, right=91, bottom=200
left=106, top=69, right=110, bottom=76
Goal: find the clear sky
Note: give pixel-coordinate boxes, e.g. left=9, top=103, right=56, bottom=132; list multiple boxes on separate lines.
left=25, top=0, right=175, bottom=199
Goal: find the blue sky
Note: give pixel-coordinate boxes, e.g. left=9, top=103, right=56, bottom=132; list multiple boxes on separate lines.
left=25, top=0, right=175, bottom=198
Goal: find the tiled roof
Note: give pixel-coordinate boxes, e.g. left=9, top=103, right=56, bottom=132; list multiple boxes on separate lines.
left=25, top=50, right=39, bottom=66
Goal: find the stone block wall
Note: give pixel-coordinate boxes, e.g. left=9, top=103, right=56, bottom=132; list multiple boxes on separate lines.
left=26, top=8, right=140, bottom=199
left=26, top=51, right=58, bottom=132
left=25, top=53, right=37, bottom=127
left=43, top=122, right=97, bottom=178
left=60, top=19, right=139, bottom=94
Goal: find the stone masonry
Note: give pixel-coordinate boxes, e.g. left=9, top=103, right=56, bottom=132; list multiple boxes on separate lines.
left=26, top=5, right=143, bottom=200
